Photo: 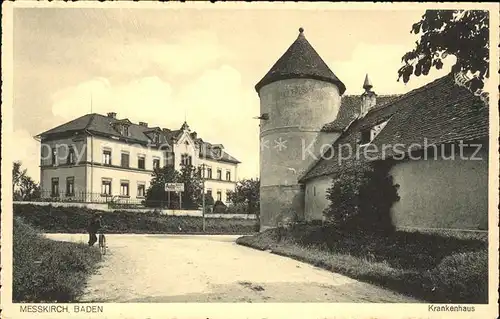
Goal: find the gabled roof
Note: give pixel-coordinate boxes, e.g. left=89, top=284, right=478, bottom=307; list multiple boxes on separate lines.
left=255, top=28, right=346, bottom=94
left=199, top=142, right=241, bottom=164
left=300, top=73, right=489, bottom=182
left=321, top=94, right=400, bottom=133
left=36, top=113, right=241, bottom=164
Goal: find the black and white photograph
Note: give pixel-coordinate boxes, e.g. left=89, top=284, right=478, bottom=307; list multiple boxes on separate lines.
left=1, top=2, right=499, bottom=319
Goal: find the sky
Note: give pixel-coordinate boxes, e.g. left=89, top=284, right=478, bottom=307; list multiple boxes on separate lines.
left=12, top=7, right=454, bottom=182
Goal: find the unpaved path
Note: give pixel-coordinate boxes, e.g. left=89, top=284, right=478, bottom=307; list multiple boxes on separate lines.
left=45, top=233, right=420, bottom=303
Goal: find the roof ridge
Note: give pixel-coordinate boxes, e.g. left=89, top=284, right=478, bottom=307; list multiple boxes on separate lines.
left=36, top=113, right=92, bottom=137
left=382, top=74, right=452, bottom=103
left=84, top=113, right=97, bottom=130
left=362, top=74, right=453, bottom=117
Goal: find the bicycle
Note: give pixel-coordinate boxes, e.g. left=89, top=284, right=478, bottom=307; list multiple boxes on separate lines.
left=98, top=227, right=107, bottom=256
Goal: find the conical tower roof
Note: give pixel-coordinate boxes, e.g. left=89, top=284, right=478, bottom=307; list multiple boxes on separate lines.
left=363, top=74, right=373, bottom=91
left=255, top=27, right=346, bottom=94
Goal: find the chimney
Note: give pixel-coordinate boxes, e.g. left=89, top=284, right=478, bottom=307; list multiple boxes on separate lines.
left=139, top=122, right=148, bottom=127
left=107, top=112, right=117, bottom=119
left=191, top=131, right=197, bottom=139
left=360, top=74, right=376, bottom=117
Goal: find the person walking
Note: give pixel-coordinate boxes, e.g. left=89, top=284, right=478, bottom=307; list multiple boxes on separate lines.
left=87, top=214, right=102, bottom=247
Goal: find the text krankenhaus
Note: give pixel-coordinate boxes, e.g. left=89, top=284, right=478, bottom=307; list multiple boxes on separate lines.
left=20, top=305, right=104, bottom=313
left=428, top=305, right=475, bottom=312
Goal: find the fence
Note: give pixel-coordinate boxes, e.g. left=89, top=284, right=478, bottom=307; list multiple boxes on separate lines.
left=15, top=190, right=257, bottom=217
left=13, top=201, right=258, bottom=220
left=19, top=190, right=191, bottom=210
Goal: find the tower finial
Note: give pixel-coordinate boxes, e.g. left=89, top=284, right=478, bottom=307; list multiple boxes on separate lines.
left=299, top=27, right=304, bottom=34
left=363, top=74, right=373, bottom=91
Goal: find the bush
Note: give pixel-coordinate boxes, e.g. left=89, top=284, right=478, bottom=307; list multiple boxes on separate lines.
left=13, top=217, right=101, bottom=302
left=213, top=200, right=227, bottom=214
left=227, top=178, right=260, bottom=217
left=226, top=202, right=250, bottom=215
left=424, top=250, right=488, bottom=303
left=323, top=160, right=399, bottom=233
left=14, top=204, right=258, bottom=235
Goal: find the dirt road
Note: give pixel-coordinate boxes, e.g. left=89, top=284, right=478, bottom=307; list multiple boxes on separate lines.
left=45, top=233, right=419, bottom=303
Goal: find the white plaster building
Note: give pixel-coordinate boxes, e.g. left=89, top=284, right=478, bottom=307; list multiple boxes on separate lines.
left=256, top=28, right=489, bottom=231
left=36, top=113, right=240, bottom=205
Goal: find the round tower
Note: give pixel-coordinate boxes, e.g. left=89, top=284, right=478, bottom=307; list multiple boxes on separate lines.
left=255, top=28, right=345, bottom=231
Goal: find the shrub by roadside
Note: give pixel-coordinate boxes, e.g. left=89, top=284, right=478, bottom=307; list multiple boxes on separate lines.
left=13, top=217, right=101, bottom=302
left=236, top=224, right=488, bottom=303
left=14, top=204, right=259, bottom=234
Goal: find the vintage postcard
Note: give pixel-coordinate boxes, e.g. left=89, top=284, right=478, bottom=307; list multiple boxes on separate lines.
left=1, top=1, right=499, bottom=318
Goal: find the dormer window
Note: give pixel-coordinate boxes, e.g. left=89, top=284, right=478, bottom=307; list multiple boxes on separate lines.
left=113, top=122, right=131, bottom=137
left=122, top=125, right=129, bottom=136
left=151, top=133, right=159, bottom=144
left=360, top=120, right=388, bottom=145
left=213, top=147, right=222, bottom=158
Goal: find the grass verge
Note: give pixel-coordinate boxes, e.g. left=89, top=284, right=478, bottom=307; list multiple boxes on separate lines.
left=13, top=217, right=101, bottom=302
left=236, top=224, right=488, bottom=303
left=14, top=204, right=259, bottom=234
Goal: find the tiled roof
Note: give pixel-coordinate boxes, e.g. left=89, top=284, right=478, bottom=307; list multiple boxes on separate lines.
left=300, top=73, right=489, bottom=182
left=368, top=75, right=488, bottom=160
left=321, top=94, right=400, bottom=132
left=255, top=28, right=346, bottom=94
left=37, top=113, right=241, bottom=164
left=199, top=142, right=241, bottom=164
left=37, top=113, right=94, bottom=136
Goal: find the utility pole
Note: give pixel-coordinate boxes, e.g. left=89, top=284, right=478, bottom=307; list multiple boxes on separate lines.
left=200, top=163, right=206, bottom=232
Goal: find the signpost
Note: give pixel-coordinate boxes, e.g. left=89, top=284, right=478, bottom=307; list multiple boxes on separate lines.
left=165, top=183, right=184, bottom=209
left=199, top=164, right=207, bottom=232
left=165, top=183, right=185, bottom=192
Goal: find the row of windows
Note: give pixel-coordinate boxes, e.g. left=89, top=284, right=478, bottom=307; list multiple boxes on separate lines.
left=49, top=177, right=232, bottom=201
left=102, top=149, right=163, bottom=170
left=199, top=166, right=232, bottom=181
left=47, top=148, right=233, bottom=181
left=50, top=147, right=77, bottom=165
left=50, top=177, right=147, bottom=198
left=50, top=177, right=75, bottom=197
left=181, top=154, right=192, bottom=166
left=205, top=189, right=231, bottom=202
left=48, top=147, right=166, bottom=170
left=101, top=178, right=146, bottom=197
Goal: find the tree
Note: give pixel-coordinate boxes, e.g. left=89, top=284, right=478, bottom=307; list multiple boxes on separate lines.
left=144, top=165, right=180, bottom=208
left=323, top=162, right=370, bottom=229
left=227, top=178, right=260, bottom=216
left=18, top=175, right=41, bottom=201
left=13, top=161, right=26, bottom=194
left=323, top=161, right=398, bottom=233
left=12, top=161, right=40, bottom=201
left=398, top=10, right=489, bottom=93
left=178, top=164, right=203, bottom=209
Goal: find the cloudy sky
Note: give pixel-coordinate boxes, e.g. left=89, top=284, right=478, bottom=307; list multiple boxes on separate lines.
left=13, top=7, right=454, bottom=182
